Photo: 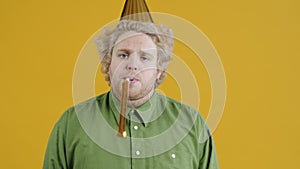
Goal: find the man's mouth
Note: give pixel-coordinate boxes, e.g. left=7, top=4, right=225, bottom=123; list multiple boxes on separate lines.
left=124, top=76, right=139, bottom=83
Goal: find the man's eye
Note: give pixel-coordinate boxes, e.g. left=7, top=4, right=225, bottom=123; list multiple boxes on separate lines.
left=119, top=53, right=128, bottom=59
left=141, top=56, right=150, bottom=62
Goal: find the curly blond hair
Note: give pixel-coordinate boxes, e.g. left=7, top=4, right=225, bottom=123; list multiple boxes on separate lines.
left=94, top=20, right=174, bottom=87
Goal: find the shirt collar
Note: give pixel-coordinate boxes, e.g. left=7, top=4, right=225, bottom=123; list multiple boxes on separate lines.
left=109, top=90, right=166, bottom=127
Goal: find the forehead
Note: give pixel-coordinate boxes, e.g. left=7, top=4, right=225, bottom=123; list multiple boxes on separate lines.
left=114, top=31, right=157, bottom=50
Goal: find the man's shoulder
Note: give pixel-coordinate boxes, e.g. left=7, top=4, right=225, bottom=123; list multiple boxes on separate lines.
left=157, top=93, right=200, bottom=115
left=57, top=92, right=110, bottom=123
left=155, top=92, right=206, bottom=125
left=70, top=91, right=110, bottom=109
left=156, top=93, right=208, bottom=140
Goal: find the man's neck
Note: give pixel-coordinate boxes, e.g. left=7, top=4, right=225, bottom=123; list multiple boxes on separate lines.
left=128, top=89, right=154, bottom=108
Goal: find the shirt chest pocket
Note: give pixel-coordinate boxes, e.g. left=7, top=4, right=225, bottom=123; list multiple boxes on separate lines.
left=153, top=150, right=197, bottom=169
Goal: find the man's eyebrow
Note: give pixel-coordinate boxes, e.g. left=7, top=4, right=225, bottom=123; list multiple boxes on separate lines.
left=140, top=48, right=157, bottom=54
left=141, top=47, right=156, bottom=51
left=116, top=48, right=156, bottom=54
left=139, top=51, right=154, bottom=58
left=115, top=48, right=132, bottom=53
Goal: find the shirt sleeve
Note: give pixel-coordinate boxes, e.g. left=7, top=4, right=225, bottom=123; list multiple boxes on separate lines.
left=198, top=124, right=219, bottom=169
left=43, top=112, right=69, bottom=169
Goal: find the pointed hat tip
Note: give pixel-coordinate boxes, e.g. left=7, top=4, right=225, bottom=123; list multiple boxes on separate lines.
left=120, top=0, right=153, bottom=23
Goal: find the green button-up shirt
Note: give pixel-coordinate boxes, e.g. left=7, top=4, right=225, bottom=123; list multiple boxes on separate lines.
left=43, top=91, right=219, bottom=169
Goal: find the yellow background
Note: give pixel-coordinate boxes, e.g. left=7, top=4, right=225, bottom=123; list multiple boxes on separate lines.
left=0, top=0, right=299, bottom=168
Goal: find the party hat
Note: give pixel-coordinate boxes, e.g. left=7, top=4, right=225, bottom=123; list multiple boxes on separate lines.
left=120, top=0, right=153, bottom=22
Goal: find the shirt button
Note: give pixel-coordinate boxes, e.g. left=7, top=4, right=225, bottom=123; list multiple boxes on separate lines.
left=135, top=150, right=141, bottom=156
left=171, top=153, right=176, bottom=159
left=133, top=125, right=139, bottom=130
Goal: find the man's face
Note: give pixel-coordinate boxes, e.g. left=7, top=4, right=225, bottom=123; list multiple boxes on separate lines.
left=109, top=31, right=161, bottom=102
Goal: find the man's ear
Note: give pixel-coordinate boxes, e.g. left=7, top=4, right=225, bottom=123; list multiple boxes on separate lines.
left=156, top=70, right=162, bottom=80
left=107, top=64, right=111, bottom=76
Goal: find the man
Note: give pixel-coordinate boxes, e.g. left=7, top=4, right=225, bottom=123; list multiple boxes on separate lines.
left=43, top=20, right=219, bottom=169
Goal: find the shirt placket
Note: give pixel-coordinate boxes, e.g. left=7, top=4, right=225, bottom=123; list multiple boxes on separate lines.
left=128, top=109, right=148, bottom=169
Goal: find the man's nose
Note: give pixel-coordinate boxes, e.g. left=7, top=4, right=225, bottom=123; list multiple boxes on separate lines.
left=126, top=54, right=138, bottom=71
